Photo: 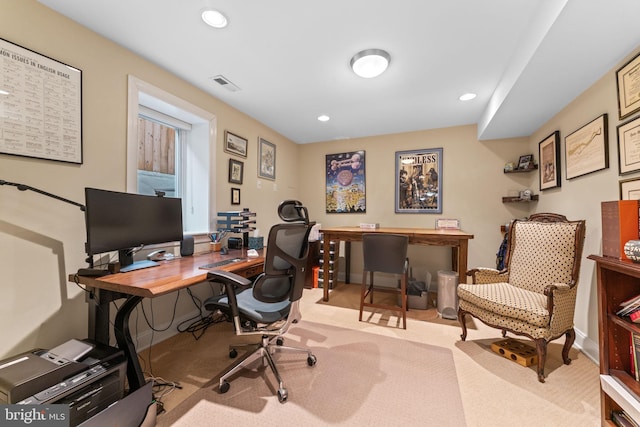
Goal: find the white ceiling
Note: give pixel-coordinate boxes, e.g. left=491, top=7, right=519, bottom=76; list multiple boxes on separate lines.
left=38, top=0, right=640, bottom=144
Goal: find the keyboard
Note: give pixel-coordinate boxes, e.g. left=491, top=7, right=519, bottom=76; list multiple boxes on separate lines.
left=200, top=258, right=244, bottom=269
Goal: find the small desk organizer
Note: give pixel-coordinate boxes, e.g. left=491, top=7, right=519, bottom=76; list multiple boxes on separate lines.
left=216, top=209, right=256, bottom=247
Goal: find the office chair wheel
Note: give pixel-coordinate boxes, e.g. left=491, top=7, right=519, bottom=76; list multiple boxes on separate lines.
left=276, top=337, right=284, bottom=346
left=219, top=381, right=230, bottom=394
left=229, top=348, right=238, bottom=358
left=278, top=388, right=288, bottom=403
left=307, top=355, right=317, bottom=366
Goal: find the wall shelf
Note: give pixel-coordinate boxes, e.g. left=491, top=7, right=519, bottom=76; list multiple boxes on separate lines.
left=504, top=165, right=538, bottom=174
left=502, top=195, right=539, bottom=203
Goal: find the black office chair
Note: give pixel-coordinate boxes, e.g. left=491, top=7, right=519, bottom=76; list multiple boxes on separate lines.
left=204, top=200, right=316, bottom=403
left=359, top=233, right=409, bottom=329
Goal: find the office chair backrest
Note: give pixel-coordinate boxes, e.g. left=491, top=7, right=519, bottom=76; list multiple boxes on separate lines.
left=252, top=200, right=314, bottom=304
left=362, top=233, right=408, bottom=275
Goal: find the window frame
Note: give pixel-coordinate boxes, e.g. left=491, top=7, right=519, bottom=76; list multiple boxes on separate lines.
left=126, top=75, right=216, bottom=237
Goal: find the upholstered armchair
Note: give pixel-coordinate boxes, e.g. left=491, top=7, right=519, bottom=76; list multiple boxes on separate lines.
left=457, top=213, right=586, bottom=382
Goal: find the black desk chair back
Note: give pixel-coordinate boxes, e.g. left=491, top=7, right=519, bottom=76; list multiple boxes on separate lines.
left=359, top=233, right=409, bottom=329
left=204, top=200, right=316, bottom=403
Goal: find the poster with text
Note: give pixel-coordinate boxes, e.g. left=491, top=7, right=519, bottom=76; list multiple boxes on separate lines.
left=395, top=148, right=442, bottom=213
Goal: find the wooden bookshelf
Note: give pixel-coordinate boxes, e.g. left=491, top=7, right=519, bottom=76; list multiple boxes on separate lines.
left=589, top=255, right=640, bottom=425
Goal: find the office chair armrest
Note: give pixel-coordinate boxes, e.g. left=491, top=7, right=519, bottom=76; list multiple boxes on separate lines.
left=207, top=271, right=254, bottom=320
left=206, top=270, right=252, bottom=290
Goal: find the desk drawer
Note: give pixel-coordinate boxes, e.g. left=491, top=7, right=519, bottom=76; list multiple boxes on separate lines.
left=237, top=265, right=263, bottom=278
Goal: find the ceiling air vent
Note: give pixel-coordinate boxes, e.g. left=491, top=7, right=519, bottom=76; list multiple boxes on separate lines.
left=210, top=75, right=241, bottom=92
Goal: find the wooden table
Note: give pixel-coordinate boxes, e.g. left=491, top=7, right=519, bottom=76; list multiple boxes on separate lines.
left=319, top=227, right=474, bottom=301
left=69, top=248, right=264, bottom=391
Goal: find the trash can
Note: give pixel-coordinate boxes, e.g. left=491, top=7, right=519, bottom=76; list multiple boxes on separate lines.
left=437, top=270, right=459, bottom=320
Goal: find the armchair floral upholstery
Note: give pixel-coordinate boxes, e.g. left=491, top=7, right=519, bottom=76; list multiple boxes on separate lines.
left=457, top=213, right=586, bottom=382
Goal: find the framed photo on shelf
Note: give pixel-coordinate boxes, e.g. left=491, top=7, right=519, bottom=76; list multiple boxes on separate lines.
left=224, top=131, right=248, bottom=158
left=258, top=137, right=276, bottom=180
left=617, top=52, right=640, bottom=120
left=395, top=147, right=443, bottom=214
left=620, top=177, right=640, bottom=200
left=618, top=115, right=640, bottom=175
left=538, top=131, right=561, bottom=190
left=231, top=187, right=241, bottom=205
left=517, top=154, right=534, bottom=170
left=565, top=114, right=609, bottom=180
left=325, top=151, right=366, bottom=213
left=228, top=158, right=244, bottom=184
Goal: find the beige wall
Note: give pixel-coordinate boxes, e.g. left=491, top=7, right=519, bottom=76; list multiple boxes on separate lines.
left=1, top=0, right=636, bottom=363
left=0, top=1, right=300, bottom=357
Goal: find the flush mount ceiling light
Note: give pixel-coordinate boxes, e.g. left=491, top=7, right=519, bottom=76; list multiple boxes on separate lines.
left=459, top=92, right=477, bottom=101
left=350, top=49, right=390, bottom=78
left=202, top=10, right=228, bottom=28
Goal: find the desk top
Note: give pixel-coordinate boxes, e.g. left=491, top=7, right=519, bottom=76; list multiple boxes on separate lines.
left=68, top=248, right=264, bottom=299
left=319, top=226, right=474, bottom=240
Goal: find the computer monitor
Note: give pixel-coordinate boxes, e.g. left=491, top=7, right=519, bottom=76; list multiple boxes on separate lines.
left=84, top=187, right=183, bottom=272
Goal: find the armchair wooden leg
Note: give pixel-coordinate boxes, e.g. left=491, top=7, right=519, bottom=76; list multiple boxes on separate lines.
left=562, top=328, right=575, bottom=365
left=458, top=309, right=467, bottom=341
left=534, top=338, right=547, bottom=383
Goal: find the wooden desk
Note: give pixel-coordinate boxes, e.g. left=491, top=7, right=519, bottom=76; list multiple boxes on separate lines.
left=319, top=227, right=474, bottom=301
left=69, top=248, right=264, bottom=391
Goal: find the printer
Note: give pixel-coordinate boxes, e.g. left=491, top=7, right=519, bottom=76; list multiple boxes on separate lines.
left=0, top=339, right=126, bottom=426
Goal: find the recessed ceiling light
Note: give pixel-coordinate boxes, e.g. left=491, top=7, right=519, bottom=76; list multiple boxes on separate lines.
left=350, top=49, right=390, bottom=78
left=317, top=115, right=330, bottom=122
left=202, top=10, right=228, bottom=28
left=459, top=93, right=477, bottom=101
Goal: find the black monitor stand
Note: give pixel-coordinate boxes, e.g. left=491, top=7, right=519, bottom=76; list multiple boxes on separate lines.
left=118, top=249, right=158, bottom=273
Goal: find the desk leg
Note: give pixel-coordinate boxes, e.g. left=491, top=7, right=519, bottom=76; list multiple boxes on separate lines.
left=114, top=295, right=146, bottom=392
left=87, top=289, right=110, bottom=345
left=344, top=241, right=350, bottom=284
left=322, top=239, right=331, bottom=301
left=455, top=241, right=469, bottom=284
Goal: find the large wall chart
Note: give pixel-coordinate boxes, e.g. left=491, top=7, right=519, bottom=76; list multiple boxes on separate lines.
left=0, top=38, right=82, bottom=164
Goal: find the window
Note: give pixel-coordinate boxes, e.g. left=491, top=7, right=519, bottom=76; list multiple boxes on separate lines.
left=127, top=76, right=216, bottom=236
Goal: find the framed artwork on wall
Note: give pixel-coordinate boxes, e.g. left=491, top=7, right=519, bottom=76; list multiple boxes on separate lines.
left=395, top=148, right=442, bottom=214
left=620, top=177, right=640, bottom=200
left=539, top=131, right=561, bottom=190
left=228, top=158, right=244, bottom=184
left=565, top=114, right=609, bottom=180
left=258, top=137, right=276, bottom=180
left=231, top=187, right=241, bottom=205
left=617, top=52, right=640, bottom=120
left=224, top=131, right=248, bottom=158
left=617, top=115, right=640, bottom=175
left=325, top=151, right=366, bottom=213
left=0, top=38, right=83, bottom=164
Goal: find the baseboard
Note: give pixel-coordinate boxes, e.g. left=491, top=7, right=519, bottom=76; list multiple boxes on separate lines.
left=574, top=327, right=598, bottom=364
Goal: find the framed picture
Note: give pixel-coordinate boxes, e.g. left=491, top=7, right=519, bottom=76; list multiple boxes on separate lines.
left=231, top=187, right=241, bottom=205
left=258, top=137, right=276, bottom=180
left=539, top=131, right=561, bottom=190
left=228, top=158, right=244, bottom=184
left=325, top=151, right=366, bottom=213
left=224, top=131, right=248, bottom=158
left=0, top=38, right=83, bottom=164
left=620, top=177, right=640, bottom=200
left=618, top=115, right=640, bottom=175
left=517, top=154, right=534, bottom=170
left=617, top=52, right=640, bottom=120
left=395, top=148, right=443, bottom=214
left=565, top=114, right=609, bottom=180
